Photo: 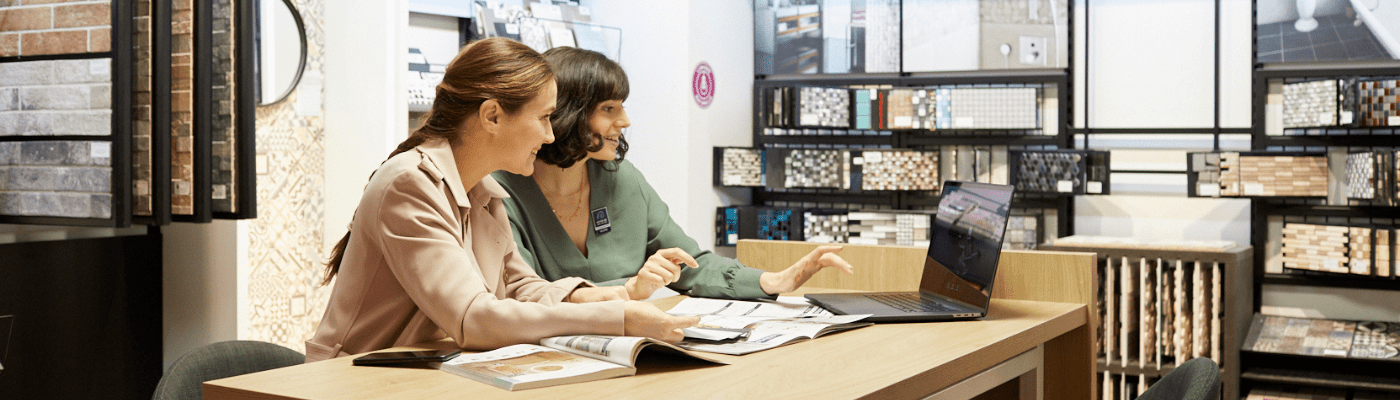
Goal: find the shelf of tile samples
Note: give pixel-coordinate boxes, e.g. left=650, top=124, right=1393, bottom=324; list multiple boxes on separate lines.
left=1344, top=151, right=1399, bottom=203
left=715, top=207, right=929, bottom=247
left=1041, top=237, right=1253, bottom=400
left=1243, top=314, right=1400, bottom=363
left=1243, top=384, right=1400, bottom=400
left=1266, top=76, right=1400, bottom=135
left=1273, top=222, right=1395, bottom=279
left=720, top=145, right=1109, bottom=197
left=763, top=84, right=1049, bottom=134
left=1008, top=150, right=1111, bottom=195
left=1188, top=152, right=1331, bottom=198
left=1251, top=63, right=1400, bottom=400
left=713, top=147, right=765, bottom=187
left=715, top=207, right=1043, bottom=250
left=718, top=147, right=943, bottom=192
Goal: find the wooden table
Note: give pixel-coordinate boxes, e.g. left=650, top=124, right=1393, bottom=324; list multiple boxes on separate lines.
left=204, top=288, right=1089, bottom=400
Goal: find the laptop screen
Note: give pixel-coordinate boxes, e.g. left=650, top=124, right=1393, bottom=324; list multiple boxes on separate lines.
left=919, top=181, right=1015, bottom=311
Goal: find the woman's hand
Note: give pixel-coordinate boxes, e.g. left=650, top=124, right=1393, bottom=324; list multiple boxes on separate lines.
left=759, top=246, right=855, bottom=295
left=624, top=248, right=698, bottom=300
left=623, top=301, right=700, bottom=342
left=566, top=286, right=629, bottom=303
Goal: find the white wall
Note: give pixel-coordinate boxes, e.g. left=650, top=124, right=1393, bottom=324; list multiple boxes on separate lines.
left=161, top=221, right=239, bottom=368
left=323, top=0, right=405, bottom=255
left=689, top=0, right=755, bottom=257
left=582, top=0, right=751, bottom=255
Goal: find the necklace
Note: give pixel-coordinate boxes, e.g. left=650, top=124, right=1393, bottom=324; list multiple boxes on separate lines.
left=540, top=178, right=589, bottom=221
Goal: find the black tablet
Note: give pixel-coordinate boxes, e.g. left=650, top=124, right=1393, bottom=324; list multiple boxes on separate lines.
left=352, top=349, right=461, bottom=367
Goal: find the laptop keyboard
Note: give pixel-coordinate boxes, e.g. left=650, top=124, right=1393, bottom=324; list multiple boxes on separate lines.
left=865, top=293, right=956, bottom=313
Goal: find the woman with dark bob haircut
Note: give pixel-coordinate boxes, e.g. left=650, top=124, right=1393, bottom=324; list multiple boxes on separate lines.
left=493, top=47, right=854, bottom=301
left=305, top=38, right=697, bottom=363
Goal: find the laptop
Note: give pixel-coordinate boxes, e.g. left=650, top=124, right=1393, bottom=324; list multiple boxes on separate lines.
left=806, top=181, right=1015, bottom=322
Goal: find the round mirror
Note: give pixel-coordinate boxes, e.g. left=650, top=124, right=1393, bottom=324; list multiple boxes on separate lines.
left=255, top=0, right=307, bottom=105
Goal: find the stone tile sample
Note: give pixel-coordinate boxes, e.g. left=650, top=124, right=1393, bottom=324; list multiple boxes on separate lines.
left=0, top=1, right=111, bottom=57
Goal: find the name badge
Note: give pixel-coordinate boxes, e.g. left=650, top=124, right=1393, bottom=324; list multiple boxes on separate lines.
left=592, top=207, right=611, bottom=235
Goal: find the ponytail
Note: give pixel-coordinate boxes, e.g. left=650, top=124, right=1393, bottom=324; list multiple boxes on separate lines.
left=321, top=37, right=554, bottom=286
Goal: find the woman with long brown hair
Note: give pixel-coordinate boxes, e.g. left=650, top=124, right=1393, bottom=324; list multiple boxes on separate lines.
left=304, top=38, right=697, bottom=362
left=492, top=47, right=853, bottom=302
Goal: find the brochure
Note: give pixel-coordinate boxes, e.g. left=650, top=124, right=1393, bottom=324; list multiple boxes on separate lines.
left=667, top=297, right=873, bottom=355
left=439, top=335, right=726, bottom=391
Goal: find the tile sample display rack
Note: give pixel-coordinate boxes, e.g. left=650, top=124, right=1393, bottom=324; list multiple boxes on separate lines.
left=1041, top=240, right=1253, bottom=400
left=715, top=70, right=1086, bottom=247
left=0, top=0, right=257, bottom=227
left=1241, top=65, right=1400, bottom=395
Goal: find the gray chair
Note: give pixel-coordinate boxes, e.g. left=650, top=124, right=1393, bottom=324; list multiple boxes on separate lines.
left=152, top=340, right=304, bottom=400
left=1138, top=357, right=1221, bottom=400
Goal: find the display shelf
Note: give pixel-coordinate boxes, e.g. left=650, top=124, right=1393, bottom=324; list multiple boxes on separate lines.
left=1240, top=368, right=1400, bottom=393
left=1096, top=358, right=1178, bottom=378
left=1260, top=274, right=1400, bottom=290
left=1245, top=28, right=1400, bottom=397
left=1040, top=243, right=1254, bottom=400
left=753, top=189, right=898, bottom=207
left=730, top=69, right=1075, bottom=250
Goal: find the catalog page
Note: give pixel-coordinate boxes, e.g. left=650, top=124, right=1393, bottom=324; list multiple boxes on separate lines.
left=668, top=297, right=870, bottom=355
left=678, top=314, right=871, bottom=355
left=439, top=344, right=630, bottom=390
left=540, top=335, right=648, bottom=368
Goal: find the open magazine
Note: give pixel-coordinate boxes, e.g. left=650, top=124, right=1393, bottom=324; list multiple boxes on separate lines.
left=439, top=335, right=726, bottom=391
left=667, top=297, right=873, bottom=355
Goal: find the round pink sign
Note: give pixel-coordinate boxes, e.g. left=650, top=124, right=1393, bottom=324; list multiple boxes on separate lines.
left=692, top=62, right=714, bottom=108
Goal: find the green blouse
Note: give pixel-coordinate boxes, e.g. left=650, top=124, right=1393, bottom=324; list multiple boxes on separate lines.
left=493, top=160, right=772, bottom=300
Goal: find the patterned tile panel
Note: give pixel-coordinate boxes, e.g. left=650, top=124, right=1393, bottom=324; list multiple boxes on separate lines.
left=245, top=0, right=328, bottom=354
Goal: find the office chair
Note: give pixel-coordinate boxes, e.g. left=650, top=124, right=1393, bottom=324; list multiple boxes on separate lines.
left=1138, top=357, right=1221, bottom=400
left=152, top=340, right=304, bottom=400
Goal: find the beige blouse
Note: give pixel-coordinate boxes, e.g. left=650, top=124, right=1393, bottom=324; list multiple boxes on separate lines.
left=304, top=138, right=625, bottom=362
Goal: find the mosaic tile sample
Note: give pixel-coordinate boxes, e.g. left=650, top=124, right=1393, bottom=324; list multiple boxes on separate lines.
left=783, top=149, right=847, bottom=189
left=1004, top=215, right=1038, bottom=250
left=1347, top=152, right=1376, bottom=199
left=1281, top=223, right=1357, bottom=274
left=756, top=208, right=796, bottom=241
left=0, top=1, right=112, bottom=57
left=211, top=0, right=238, bottom=212
left=0, top=141, right=113, bottom=219
left=132, top=0, right=153, bottom=216
left=716, top=206, right=740, bottom=246
left=1219, top=153, right=1329, bottom=197
left=885, top=89, right=936, bottom=129
left=1282, top=80, right=1337, bottom=128
left=1379, top=229, right=1394, bottom=278
left=847, top=211, right=929, bottom=247
left=1357, top=79, right=1400, bottom=127
left=948, top=87, right=1038, bottom=129
left=719, top=148, right=763, bottom=187
left=1350, top=226, right=1373, bottom=275
left=171, top=0, right=194, bottom=215
left=797, top=87, right=849, bottom=128
left=1013, top=151, right=1083, bottom=193
left=245, top=0, right=328, bottom=353
left=803, top=211, right=847, bottom=244
left=859, top=149, right=938, bottom=190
